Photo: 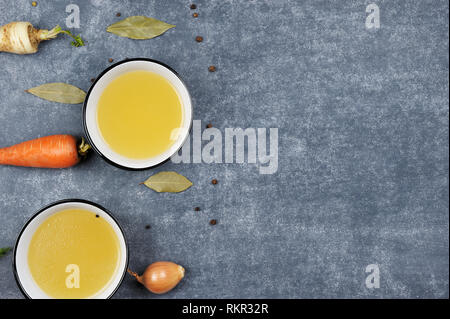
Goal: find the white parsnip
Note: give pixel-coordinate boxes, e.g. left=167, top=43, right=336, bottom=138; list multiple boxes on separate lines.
left=0, top=22, right=84, bottom=54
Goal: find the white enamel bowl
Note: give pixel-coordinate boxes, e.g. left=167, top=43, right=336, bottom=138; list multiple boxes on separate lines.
left=13, top=199, right=128, bottom=299
left=83, top=58, right=192, bottom=170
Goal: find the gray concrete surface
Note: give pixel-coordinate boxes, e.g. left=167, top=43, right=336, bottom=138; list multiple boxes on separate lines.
left=0, top=0, right=448, bottom=298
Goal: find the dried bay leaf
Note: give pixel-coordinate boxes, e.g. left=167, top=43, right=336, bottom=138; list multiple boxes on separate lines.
left=26, top=83, right=86, bottom=104
left=142, top=171, right=193, bottom=193
left=107, top=16, right=175, bottom=40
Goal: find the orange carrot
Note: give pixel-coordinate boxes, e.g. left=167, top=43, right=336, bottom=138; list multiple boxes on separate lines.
left=0, top=135, right=90, bottom=168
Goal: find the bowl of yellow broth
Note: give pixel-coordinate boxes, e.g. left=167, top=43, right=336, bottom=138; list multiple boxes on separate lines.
left=83, top=58, right=193, bottom=169
left=13, top=199, right=128, bottom=299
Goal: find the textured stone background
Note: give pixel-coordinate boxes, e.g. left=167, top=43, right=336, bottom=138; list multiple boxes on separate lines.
left=0, top=0, right=448, bottom=298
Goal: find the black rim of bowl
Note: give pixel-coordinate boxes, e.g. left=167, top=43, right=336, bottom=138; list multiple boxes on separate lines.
left=13, top=199, right=129, bottom=299
left=82, top=58, right=193, bottom=171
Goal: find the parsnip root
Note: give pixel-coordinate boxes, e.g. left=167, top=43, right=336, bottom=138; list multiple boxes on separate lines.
left=0, top=22, right=83, bottom=54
